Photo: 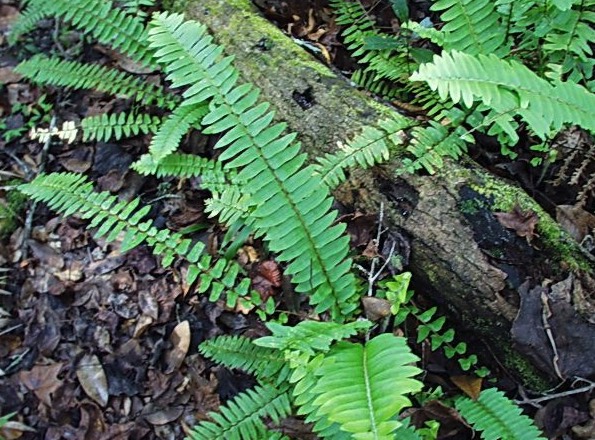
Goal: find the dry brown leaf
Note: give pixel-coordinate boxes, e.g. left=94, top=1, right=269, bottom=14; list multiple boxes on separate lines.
left=144, top=406, right=184, bottom=425
left=76, top=354, right=109, bottom=407
left=451, top=375, right=482, bottom=400
left=361, top=297, right=391, bottom=321
left=556, top=204, right=595, bottom=243
left=19, top=363, right=63, bottom=406
left=494, top=205, right=539, bottom=241
left=164, top=320, right=191, bottom=374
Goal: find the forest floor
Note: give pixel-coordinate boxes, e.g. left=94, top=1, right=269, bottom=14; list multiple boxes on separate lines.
left=0, top=0, right=594, bottom=439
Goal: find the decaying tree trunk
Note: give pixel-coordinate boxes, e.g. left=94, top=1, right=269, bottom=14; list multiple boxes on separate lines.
left=171, top=0, right=595, bottom=388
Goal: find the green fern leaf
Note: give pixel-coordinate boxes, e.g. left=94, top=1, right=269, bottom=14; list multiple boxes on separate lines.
left=206, top=186, right=252, bottom=226
left=143, top=103, right=208, bottom=164
left=15, top=55, right=176, bottom=109
left=18, top=172, right=253, bottom=307
left=411, top=50, right=595, bottom=138
left=309, top=333, right=422, bottom=439
left=543, top=2, right=595, bottom=63
left=147, top=12, right=359, bottom=319
left=81, top=112, right=161, bottom=142
left=456, top=388, right=546, bottom=440
left=431, top=0, right=509, bottom=56
left=199, top=335, right=290, bottom=383
left=187, top=385, right=291, bottom=440
left=313, top=116, right=411, bottom=188
left=254, top=320, right=373, bottom=356
left=8, top=0, right=49, bottom=45
left=402, top=120, right=471, bottom=174
left=50, top=0, right=153, bottom=65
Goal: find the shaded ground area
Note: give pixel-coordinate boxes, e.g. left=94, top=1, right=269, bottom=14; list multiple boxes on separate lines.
left=0, top=0, right=594, bottom=438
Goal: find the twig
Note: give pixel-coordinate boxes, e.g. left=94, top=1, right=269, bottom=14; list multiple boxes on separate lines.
left=516, top=379, right=595, bottom=406
left=21, top=115, right=56, bottom=260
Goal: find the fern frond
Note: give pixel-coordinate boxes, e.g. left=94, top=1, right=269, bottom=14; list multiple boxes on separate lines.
left=15, top=55, right=176, bottom=109
left=254, top=320, right=373, bottom=356
left=411, top=50, right=595, bottom=138
left=402, top=121, right=471, bottom=174
left=431, top=0, right=510, bottom=56
left=132, top=153, right=217, bottom=177
left=147, top=12, right=359, bottom=319
left=8, top=0, right=49, bottom=45
left=543, top=1, right=595, bottom=64
left=309, top=333, right=422, bottom=439
left=18, top=172, right=253, bottom=307
left=187, top=385, right=292, bottom=440
left=199, top=335, right=290, bottom=383
left=50, top=0, right=153, bottom=65
left=81, top=111, right=161, bottom=142
left=144, top=103, right=208, bottom=164
left=313, top=117, right=411, bottom=189
left=456, top=388, right=546, bottom=440
left=206, top=186, right=252, bottom=226
left=351, top=69, right=402, bottom=100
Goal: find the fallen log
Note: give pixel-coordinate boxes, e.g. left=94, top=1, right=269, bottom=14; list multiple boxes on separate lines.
left=169, top=0, right=595, bottom=388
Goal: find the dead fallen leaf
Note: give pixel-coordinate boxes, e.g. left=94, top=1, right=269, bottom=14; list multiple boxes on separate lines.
left=494, top=205, right=539, bottom=241
left=19, top=363, right=63, bottom=406
left=76, top=354, right=109, bottom=407
left=164, top=320, right=191, bottom=374
left=0, top=419, right=36, bottom=440
left=144, top=406, right=184, bottom=425
left=556, top=204, right=595, bottom=243
left=451, top=375, right=482, bottom=400
left=361, top=296, right=391, bottom=321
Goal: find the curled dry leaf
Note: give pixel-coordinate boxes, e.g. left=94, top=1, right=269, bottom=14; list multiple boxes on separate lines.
left=556, top=204, right=595, bottom=243
left=494, top=204, right=539, bottom=241
left=19, top=363, right=63, bottom=406
left=164, top=320, right=191, bottom=374
left=76, top=354, right=109, bottom=407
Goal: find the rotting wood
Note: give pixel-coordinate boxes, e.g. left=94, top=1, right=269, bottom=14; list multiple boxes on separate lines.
left=171, top=0, right=595, bottom=388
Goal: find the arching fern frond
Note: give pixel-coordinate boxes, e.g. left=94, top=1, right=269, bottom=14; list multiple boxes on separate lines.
left=8, top=0, right=49, bottom=45
left=456, top=388, right=546, bottom=440
left=313, top=116, right=411, bottom=189
left=351, top=69, right=402, bottom=100
left=309, top=333, right=422, bottom=439
left=199, top=335, right=290, bottom=383
left=49, top=0, right=153, bottom=65
left=431, top=0, right=510, bottom=56
left=132, top=153, right=219, bottom=178
left=147, top=12, right=359, bottom=319
left=142, top=103, right=208, bottom=164
left=411, top=50, right=595, bottom=138
left=187, top=385, right=292, bottom=440
left=81, top=111, right=161, bottom=142
left=15, top=55, right=176, bottom=109
left=18, top=172, right=253, bottom=308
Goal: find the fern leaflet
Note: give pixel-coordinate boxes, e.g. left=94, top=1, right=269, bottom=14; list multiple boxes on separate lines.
left=187, top=385, right=292, bottom=440
left=7, top=0, right=49, bottom=45
left=309, top=333, right=422, bottom=439
left=199, top=335, right=290, bottom=383
left=431, top=0, right=510, bottom=56
left=15, top=56, right=176, bottom=109
left=50, top=0, right=153, bottom=65
left=456, top=388, right=546, bottom=440
left=81, top=112, right=161, bottom=142
left=313, top=117, right=411, bottom=189
left=144, top=103, right=208, bottom=164
left=147, top=12, right=359, bottom=319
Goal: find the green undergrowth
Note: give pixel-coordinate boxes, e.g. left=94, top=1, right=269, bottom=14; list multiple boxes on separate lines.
left=6, top=0, right=552, bottom=438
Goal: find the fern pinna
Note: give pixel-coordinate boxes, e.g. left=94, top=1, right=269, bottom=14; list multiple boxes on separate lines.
left=147, top=12, right=359, bottom=319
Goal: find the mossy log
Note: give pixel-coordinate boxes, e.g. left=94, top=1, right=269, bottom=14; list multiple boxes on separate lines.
left=172, top=0, right=595, bottom=388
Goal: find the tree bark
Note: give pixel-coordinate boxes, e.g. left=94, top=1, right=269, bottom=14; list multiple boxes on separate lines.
left=171, top=0, right=595, bottom=388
